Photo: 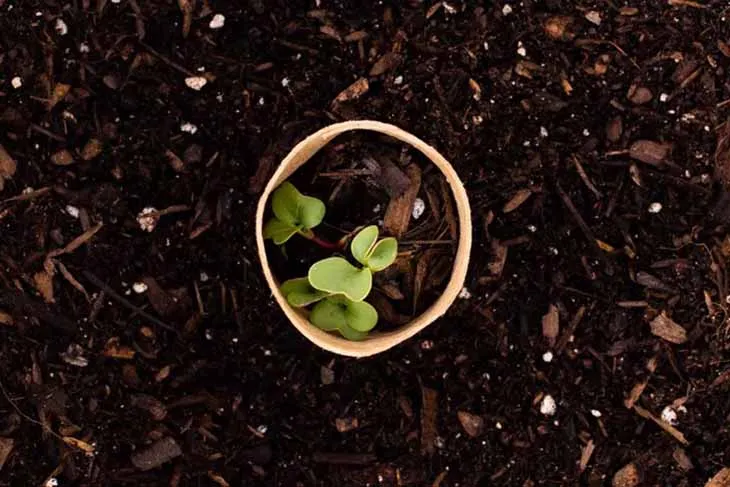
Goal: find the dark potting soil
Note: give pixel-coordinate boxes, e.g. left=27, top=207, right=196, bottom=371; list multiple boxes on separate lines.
left=1, top=1, right=730, bottom=486
left=266, top=131, right=458, bottom=330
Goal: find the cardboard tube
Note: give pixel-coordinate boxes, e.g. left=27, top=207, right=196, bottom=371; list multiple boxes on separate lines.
left=255, top=121, right=472, bottom=357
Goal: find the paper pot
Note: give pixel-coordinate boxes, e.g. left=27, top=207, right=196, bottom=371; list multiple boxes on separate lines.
left=255, top=120, right=472, bottom=357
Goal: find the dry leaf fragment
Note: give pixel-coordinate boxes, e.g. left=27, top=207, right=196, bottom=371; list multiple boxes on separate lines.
left=33, top=269, right=55, bottom=303
left=629, top=140, right=672, bottom=166
left=335, top=417, right=359, bottom=432
left=488, top=240, right=508, bottom=277
left=649, top=312, right=688, bottom=344
left=457, top=411, right=484, bottom=438
left=542, top=304, right=559, bottom=346
left=627, top=85, right=653, bottom=105
left=131, top=437, right=182, bottom=471
left=544, top=16, right=575, bottom=41
left=333, top=78, right=369, bottom=104
left=420, top=386, right=438, bottom=456
left=0, top=311, right=13, bottom=326
left=612, top=463, right=641, bottom=487
left=62, top=436, right=95, bottom=455
left=706, top=468, right=730, bottom=487
left=503, top=188, right=532, bottom=213
left=208, top=471, right=231, bottom=487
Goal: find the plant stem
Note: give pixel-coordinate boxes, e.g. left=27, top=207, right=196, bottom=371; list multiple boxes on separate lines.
left=300, top=229, right=345, bottom=250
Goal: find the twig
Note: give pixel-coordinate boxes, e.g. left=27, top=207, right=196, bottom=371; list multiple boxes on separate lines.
left=82, top=270, right=180, bottom=336
left=572, top=156, right=602, bottom=199
left=633, top=405, right=688, bottom=445
left=311, top=452, right=377, bottom=465
left=138, top=40, right=196, bottom=77
left=556, top=306, right=586, bottom=354
left=30, top=123, right=66, bottom=142
left=274, top=39, right=319, bottom=56
left=668, top=0, right=707, bottom=8
left=556, top=183, right=611, bottom=270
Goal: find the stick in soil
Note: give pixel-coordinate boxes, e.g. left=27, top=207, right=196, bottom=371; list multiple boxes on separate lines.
left=82, top=270, right=180, bottom=337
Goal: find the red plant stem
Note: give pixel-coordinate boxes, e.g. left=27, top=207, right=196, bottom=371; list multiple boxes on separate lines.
left=308, top=234, right=342, bottom=250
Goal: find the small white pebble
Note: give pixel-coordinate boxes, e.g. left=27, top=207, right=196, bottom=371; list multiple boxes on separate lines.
left=11, top=77, right=22, bottom=89
left=495, top=421, right=503, bottom=429
left=55, top=18, right=68, bottom=36
left=540, top=394, right=557, bottom=416
left=111, top=0, right=121, bottom=3
left=281, top=77, right=290, bottom=87
left=137, top=207, right=159, bottom=232
left=79, top=43, right=90, bottom=53
left=660, top=93, right=669, bottom=102
left=585, top=10, right=601, bottom=25
left=205, top=329, right=213, bottom=340
left=200, top=272, right=209, bottom=282
left=180, top=122, right=198, bottom=134
left=372, top=204, right=381, bottom=213
left=540, top=126, right=548, bottom=138
left=209, top=13, right=226, bottom=29
left=65, top=205, right=80, bottom=218
left=502, top=4, right=513, bottom=15
left=542, top=351, right=554, bottom=363
left=590, top=409, right=602, bottom=418
left=132, top=282, right=148, bottom=294
left=394, top=75, right=404, bottom=85
left=443, top=2, right=457, bottom=14
left=258, top=97, right=265, bottom=106
left=527, top=224, right=537, bottom=233
left=583, top=129, right=590, bottom=136
left=45, top=478, right=59, bottom=487
left=483, top=41, right=489, bottom=51
left=412, top=198, right=426, bottom=219
left=648, top=202, right=662, bottom=214
left=516, top=42, right=527, bottom=57
left=472, top=115, right=484, bottom=125
left=185, top=76, right=207, bottom=91
left=661, top=405, right=678, bottom=425
left=458, top=287, right=472, bottom=299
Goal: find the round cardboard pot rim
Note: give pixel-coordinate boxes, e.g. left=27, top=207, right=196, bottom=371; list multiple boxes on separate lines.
left=255, top=120, right=472, bottom=357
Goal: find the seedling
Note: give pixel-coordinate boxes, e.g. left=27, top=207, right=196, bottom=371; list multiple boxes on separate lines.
left=278, top=225, right=398, bottom=340
left=263, top=182, right=340, bottom=249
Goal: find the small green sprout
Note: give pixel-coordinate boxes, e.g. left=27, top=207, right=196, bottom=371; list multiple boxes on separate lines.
left=263, top=182, right=326, bottom=245
left=278, top=224, right=399, bottom=341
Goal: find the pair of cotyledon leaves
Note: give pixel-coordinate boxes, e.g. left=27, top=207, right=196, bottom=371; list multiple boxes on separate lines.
left=263, top=182, right=325, bottom=244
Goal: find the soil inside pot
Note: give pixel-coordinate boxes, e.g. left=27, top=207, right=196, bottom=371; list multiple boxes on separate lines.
left=265, top=131, right=458, bottom=332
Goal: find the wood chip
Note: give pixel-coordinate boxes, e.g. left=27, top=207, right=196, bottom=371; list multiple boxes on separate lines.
left=544, top=16, right=575, bottom=41
left=633, top=405, right=688, bottom=445
left=0, top=438, right=14, bottom=471
left=333, top=78, right=369, bottom=104
left=488, top=240, right=508, bottom=277
left=0, top=310, right=13, bottom=326
left=319, top=25, right=341, bottom=41
left=177, top=0, right=194, bottom=38
left=335, top=417, right=359, bottom=433
left=649, top=312, right=688, bottom=344
left=103, top=337, right=136, bottom=359
left=706, top=468, right=730, bottom=487
left=33, top=268, right=55, bottom=303
left=48, top=223, right=103, bottom=258
left=457, top=411, right=484, bottom=438
left=0, top=145, right=17, bottom=192
left=62, top=436, right=95, bottom=455
left=344, top=30, right=368, bottom=42
left=384, top=164, right=421, bottom=238
left=51, top=149, right=75, bottom=166
left=542, top=304, right=559, bottom=347
left=362, top=156, right=409, bottom=197
left=130, top=394, right=168, bottom=421
left=49, top=83, right=71, bottom=109
left=420, top=386, right=438, bottom=456
left=629, top=140, right=672, bottom=166
left=503, top=188, right=532, bottom=213
left=673, top=447, right=694, bottom=471
left=369, top=52, right=402, bottom=76
left=131, top=437, right=182, bottom=471
left=612, top=462, right=641, bottom=487
left=718, top=40, right=730, bottom=58
left=627, top=85, right=653, bottom=105
left=208, top=471, right=231, bottom=487
left=81, top=138, right=103, bottom=160
left=579, top=439, right=595, bottom=472
left=606, top=116, right=623, bottom=142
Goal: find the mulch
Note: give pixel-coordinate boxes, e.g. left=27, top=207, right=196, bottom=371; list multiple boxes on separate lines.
left=1, top=0, right=730, bottom=485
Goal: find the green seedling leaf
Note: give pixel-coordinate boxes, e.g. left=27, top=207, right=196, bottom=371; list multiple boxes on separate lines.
left=366, top=237, right=398, bottom=272
left=263, top=217, right=298, bottom=245
left=271, top=182, right=325, bottom=229
left=280, top=278, right=330, bottom=307
left=309, top=296, right=378, bottom=340
left=350, top=225, right=379, bottom=265
left=308, top=257, right=372, bottom=302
